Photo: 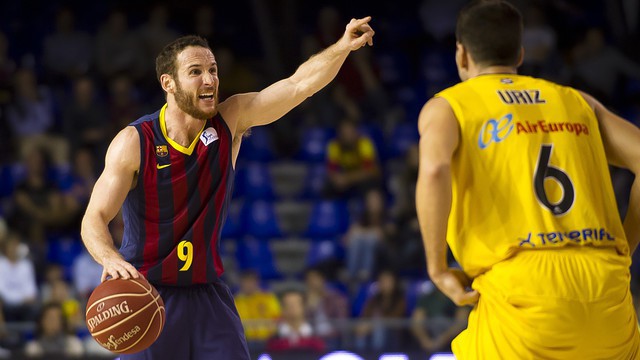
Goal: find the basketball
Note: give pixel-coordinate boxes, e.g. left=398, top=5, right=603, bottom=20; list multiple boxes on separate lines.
left=85, top=277, right=165, bottom=354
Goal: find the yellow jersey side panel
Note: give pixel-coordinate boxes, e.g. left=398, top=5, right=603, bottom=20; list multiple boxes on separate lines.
left=435, top=75, right=628, bottom=277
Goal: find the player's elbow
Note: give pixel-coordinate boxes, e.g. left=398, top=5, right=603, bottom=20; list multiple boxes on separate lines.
left=419, top=160, right=452, bottom=180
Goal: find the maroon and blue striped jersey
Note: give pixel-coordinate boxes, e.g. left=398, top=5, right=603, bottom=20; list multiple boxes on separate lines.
left=120, top=104, right=234, bottom=286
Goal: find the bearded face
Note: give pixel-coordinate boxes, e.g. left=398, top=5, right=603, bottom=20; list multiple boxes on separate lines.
left=173, top=77, right=218, bottom=120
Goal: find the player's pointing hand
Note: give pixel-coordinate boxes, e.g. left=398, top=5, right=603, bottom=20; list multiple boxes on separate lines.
left=340, top=16, right=375, bottom=51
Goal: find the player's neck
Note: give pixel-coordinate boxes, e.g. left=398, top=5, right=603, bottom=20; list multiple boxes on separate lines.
left=164, top=103, right=206, bottom=145
left=472, top=65, right=518, bottom=78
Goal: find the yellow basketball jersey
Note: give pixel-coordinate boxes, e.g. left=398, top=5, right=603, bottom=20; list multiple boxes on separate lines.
left=435, top=74, right=628, bottom=278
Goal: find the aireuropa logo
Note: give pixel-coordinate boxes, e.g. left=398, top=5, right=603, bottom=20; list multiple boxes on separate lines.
left=478, top=113, right=514, bottom=149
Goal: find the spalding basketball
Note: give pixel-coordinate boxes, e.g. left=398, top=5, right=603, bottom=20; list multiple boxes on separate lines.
left=85, top=277, right=165, bottom=354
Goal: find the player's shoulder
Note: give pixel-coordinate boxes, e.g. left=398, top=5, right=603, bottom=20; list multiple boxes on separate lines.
left=128, top=107, right=163, bottom=127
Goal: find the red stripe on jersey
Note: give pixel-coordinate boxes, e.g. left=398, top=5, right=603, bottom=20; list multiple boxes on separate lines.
left=211, top=121, right=231, bottom=276
left=140, top=123, right=159, bottom=277
left=161, top=150, right=186, bottom=285
left=192, top=138, right=211, bottom=284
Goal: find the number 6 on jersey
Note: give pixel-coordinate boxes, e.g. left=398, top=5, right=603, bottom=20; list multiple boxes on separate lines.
left=533, top=144, right=575, bottom=216
left=178, top=240, right=193, bottom=271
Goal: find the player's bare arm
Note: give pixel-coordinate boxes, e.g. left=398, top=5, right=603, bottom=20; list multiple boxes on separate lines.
left=218, top=16, right=375, bottom=140
left=416, top=97, right=479, bottom=306
left=81, top=127, right=141, bottom=282
left=579, top=91, right=640, bottom=252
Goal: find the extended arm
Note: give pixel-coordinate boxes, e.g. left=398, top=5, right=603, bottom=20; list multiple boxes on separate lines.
left=219, top=17, right=375, bottom=136
left=580, top=91, right=640, bottom=252
left=416, top=97, right=479, bottom=306
left=81, top=127, right=140, bottom=281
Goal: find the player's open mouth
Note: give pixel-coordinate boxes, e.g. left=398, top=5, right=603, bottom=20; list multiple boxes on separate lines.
left=198, top=93, right=214, bottom=100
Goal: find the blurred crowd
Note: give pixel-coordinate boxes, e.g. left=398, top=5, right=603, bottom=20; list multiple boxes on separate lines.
left=0, top=0, right=640, bottom=358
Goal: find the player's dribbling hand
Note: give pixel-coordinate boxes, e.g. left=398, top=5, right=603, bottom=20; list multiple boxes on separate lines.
left=340, top=16, right=375, bottom=51
left=431, top=268, right=479, bottom=306
left=101, top=256, right=140, bottom=282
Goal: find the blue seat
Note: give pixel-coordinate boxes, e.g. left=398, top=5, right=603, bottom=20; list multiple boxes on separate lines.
left=304, top=200, right=350, bottom=239
left=301, top=164, right=327, bottom=199
left=296, top=127, right=334, bottom=163
left=306, top=239, right=344, bottom=266
left=239, top=126, right=275, bottom=162
left=351, top=281, right=377, bottom=316
left=241, top=200, right=282, bottom=239
left=221, top=201, right=243, bottom=239
left=235, top=237, right=280, bottom=280
left=0, top=163, right=26, bottom=198
left=386, top=122, right=420, bottom=158
left=47, top=235, right=84, bottom=278
left=239, top=162, right=275, bottom=200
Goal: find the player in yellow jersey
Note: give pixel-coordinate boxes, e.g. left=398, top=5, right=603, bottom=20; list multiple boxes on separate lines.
left=416, top=1, right=640, bottom=359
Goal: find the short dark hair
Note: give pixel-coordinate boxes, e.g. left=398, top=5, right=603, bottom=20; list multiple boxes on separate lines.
left=456, top=0, right=523, bottom=67
left=155, top=35, right=211, bottom=82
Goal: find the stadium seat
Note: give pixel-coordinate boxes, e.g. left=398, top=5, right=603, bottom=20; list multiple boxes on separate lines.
left=304, top=200, right=350, bottom=239
left=386, top=122, right=420, bottom=158
left=351, top=281, right=377, bottom=316
left=238, top=126, right=276, bottom=162
left=296, top=126, right=334, bottom=163
left=0, top=163, right=26, bottom=198
left=235, top=237, right=280, bottom=280
left=240, top=200, right=282, bottom=239
left=300, top=164, right=327, bottom=200
left=239, top=162, right=275, bottom=200
left=221, top=200, right=243, bottom=239
left=306, top=239, right=344, bottom=267
left=47, top=235, right=84, bottom=278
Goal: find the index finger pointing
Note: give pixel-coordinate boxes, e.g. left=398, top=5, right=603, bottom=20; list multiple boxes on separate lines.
left=350, top=16, right=372, bottom=29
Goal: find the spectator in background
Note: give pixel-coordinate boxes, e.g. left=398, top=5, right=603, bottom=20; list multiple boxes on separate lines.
left=234, top=271, right=281, bottom=347
left=39, top=264, right=65, bottom=302
left=95, top=11, right=143, bottom=80
left=62, top=77, right=108, bottom=154
left=0, top=32, right=16, bottom=162
left=24, top=303, right=83, bottom=358
left=137, top=4, right=180, bottom=87
left=215, top=47, right=259, bottom=98
left=267, top=290, right=326, bottom=353
left=0, top=301, right=8, bottom=358
left=0, top=232, right=38, bottom=322
left=354, top=270, right=406, bottom=351
left=108, top=74, right=141, bottom=135
left=9, top=147, right=65, bottom=251
left=304, top=268, right=348, bottom=347
left=324, top=118, right=381, bottom=198
left=72, top=248, right=102, bottom=305
left=42, top=8, right=92, bottom=83
left=6, top=68, right=69, bottom=165
left=385, top=144, right=424, bottom=274
left=571, top=27, right=640, bottom=104
left=411, top=282, right=470, bottom=354
left=46, top=280, right=83, bottom=331
left=60, top=147, right=98, bottom=230
left=520, top=5, right=557, bottom=77
left=344, top=189, right=387, bottom=283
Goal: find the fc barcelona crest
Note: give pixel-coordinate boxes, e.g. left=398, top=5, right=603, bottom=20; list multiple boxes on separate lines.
left=156, top=145, right=168, bottom=157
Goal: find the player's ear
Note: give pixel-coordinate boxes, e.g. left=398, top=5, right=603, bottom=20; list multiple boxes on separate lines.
left=516, top=46, right=525, bottom=68
left=455, top=42, right=468, bottom=70
left=160, top=74, right=174, bottom=94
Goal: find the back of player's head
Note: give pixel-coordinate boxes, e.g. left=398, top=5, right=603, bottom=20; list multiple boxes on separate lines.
left=456, top=0, right=523, bottom=67
left=156, top=35, right=211, bottom=82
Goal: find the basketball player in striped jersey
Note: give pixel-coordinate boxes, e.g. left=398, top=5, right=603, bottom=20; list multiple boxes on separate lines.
left=416, top=1, right=640, bottom=359
left=81, top=17, right=374, bottom=359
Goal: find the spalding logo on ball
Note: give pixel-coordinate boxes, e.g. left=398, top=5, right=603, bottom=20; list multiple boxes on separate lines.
left=86, top=277, right=165, bottom=354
